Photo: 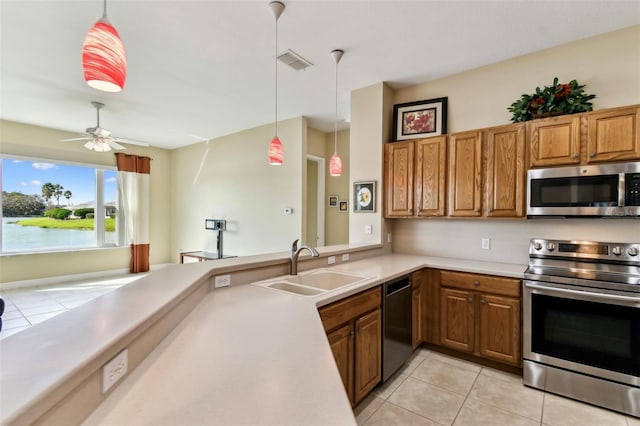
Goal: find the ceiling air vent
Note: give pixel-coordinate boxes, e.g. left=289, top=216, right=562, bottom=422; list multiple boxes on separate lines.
left=277, top=49, right=313, bottom=71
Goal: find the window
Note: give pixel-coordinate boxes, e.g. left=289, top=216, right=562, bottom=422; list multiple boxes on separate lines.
left=0, top=156, right=125, bottom=253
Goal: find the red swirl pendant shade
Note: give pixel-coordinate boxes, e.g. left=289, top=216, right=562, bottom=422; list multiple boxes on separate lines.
left=329, top=153, right=342, bottom=176
left=82, top=18, right=127, bottom=93
left=268, top=136, right=284, bottom=165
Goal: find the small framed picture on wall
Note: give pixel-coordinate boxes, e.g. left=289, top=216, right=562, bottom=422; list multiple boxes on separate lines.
left=339, top=201, right=348, bottom=212
left=328, top=195, right=338, bottom=207
left=353, top=181, right=376, bottom=212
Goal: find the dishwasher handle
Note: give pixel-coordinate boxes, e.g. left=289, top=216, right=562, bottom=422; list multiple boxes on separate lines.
left=385, top=279, right=411, bottom=297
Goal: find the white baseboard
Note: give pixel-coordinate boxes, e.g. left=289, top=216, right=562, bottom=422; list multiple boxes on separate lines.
left=0, top=263, right=172, bottom=291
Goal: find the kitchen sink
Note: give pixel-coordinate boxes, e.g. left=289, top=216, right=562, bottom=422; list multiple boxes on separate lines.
left=254, top=269, right=373, bottom=296
left=266, top=282, right=324, bottom=296
left=285, top=269, right=371, bottom=290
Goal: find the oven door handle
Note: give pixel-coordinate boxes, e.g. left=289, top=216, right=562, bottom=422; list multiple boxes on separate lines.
left=524, top=282, right=640, bottom=306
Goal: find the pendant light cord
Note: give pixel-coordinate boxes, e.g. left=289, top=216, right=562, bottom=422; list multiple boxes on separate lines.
left=102, top=0, right=108, bottom=19
left=274, top=13, right=278, bottom=138
left=334, top=56, right=338, bottom=155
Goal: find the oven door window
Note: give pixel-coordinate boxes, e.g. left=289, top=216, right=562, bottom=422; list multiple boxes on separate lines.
left=531, top=293, right=640, bottom=377
left=530, top=175, right=619, bottom=207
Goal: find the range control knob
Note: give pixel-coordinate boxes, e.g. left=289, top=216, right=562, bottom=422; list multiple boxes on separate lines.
left=612, top=246, right=623, bottom=256
left=533, top=242, right=543, bottom=251
left=628, top=247, right=639, bottom=257
left=546, top=243, right=556, bottom=251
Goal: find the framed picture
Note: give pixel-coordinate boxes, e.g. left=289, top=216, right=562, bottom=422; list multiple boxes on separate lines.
left=353, top=181, right=376, bottom=212
left=392, top=97, right=448, bottom=141
left=328, top=195, right=338, bottom=207
left=339, top=201, right=348, bottom=212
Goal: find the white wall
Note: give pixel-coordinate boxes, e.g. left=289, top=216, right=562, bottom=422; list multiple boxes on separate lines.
left=388, top=26, right=640, bottom=265
left=170, top=117, right=305, bottom=259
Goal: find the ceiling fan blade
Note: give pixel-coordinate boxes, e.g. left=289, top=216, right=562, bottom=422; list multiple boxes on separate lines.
left=107, top=140, right=127, bottom=150
left=61, top=137, right=91, bottom=142
left=112, top=137, right=150, bottom=147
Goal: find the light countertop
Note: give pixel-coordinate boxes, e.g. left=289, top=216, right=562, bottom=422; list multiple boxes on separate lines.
left=0, top=251, right=526, bottom=425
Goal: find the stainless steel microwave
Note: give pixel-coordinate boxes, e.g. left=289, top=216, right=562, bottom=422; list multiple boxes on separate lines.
left=527, top=162, right=640, bottom=217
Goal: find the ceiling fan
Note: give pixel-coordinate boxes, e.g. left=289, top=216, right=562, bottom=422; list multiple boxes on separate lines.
left=61, top=101, right=150, bottom=152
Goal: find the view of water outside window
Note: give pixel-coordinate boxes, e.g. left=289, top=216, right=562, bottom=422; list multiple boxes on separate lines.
left=1, top=158, right=119, bottom=252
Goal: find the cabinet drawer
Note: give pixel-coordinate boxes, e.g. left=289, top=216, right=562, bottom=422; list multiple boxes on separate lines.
left=440, top=270, right=520, bottom=297
left=319, top=287, right=381, bottom=332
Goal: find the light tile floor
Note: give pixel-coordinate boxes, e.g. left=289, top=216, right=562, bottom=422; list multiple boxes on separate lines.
left=355, top=349, right=639, bottom=426
left=0, top=273, right=145, bottom=340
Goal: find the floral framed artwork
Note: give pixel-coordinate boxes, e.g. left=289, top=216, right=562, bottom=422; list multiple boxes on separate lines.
left=392, top=97, right=448, bottom=141
left=353, top=181, right=376, bottom=212
left=328, top=195, right=338, bottom=207
left=339, top=201, right=348, bottom=212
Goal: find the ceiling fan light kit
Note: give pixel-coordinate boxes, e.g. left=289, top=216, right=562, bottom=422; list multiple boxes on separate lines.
left=329, top=49, right=344, bottom=177
left=268, top=1, right=285, bottom=166
left=82, top=0, right=127, bottom=93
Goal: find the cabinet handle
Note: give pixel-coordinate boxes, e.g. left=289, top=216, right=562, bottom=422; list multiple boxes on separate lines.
left=349, top=330, right=355, bottom=338
left=473, top=280, right=480, bottom=286
left=480, top=299, right=487, bottom=304
left=572, top=153, right=579, bottom=160
left=467, top=297, right=473, bottom=303
left=589, top=152, right=596, bottom=158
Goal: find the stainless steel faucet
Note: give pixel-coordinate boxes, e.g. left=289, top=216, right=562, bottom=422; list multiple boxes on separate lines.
left=290, top=239, right=319, bottom=275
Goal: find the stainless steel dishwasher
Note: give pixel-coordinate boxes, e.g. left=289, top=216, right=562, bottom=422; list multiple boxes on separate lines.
left=382, top=274, right=413, bottom=382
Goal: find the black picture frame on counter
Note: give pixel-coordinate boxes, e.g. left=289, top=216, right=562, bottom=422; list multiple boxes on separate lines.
left=392, top=97, right=448, bottom=141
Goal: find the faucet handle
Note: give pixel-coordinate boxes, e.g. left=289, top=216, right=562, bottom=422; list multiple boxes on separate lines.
left=291, top=239, right=300, bottom=256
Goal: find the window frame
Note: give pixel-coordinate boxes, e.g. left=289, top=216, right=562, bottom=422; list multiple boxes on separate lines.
left=0, top=154, right=125, bottom=254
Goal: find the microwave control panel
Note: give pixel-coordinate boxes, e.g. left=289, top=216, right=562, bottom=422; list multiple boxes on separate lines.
left=626, top=173, right=640, bottom=206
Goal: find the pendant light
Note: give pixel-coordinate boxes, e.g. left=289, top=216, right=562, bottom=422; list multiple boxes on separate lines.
left=329, top=49, right=344, bottom=176
left=268, top=1, right=285, bottom=165
left=82, top=0, right=127, bottom=93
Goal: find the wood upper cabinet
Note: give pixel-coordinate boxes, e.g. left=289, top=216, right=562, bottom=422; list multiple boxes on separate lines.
left=319, top=287, right=381, bottom=406
left=586, top=105, right=640, bottom=163
left=415, top=136, right=447, bottom=216
left=528, top=114, right=581, bottom=167
left=384, top=136, right=447, bottom=218
left=384, top=141, right=414, bottom=217
left=354, top=309, right=382, bottom=403
left=485, top=123, right=526, bottom=217
left=439, top=270, right=522, bottom=367
left=528, top=104, right=640, bottom=167
left=448, top=131, right=483, bottom=216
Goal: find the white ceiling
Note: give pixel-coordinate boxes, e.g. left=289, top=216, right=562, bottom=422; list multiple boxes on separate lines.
left=1, top=1, right=639, bottom=150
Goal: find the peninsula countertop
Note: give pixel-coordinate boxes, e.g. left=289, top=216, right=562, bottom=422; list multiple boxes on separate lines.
left=0, top=250, right=526, bottom=425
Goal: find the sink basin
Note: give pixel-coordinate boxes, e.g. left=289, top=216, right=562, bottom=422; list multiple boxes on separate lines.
left=285, top=269, right=371, bottom=290
left=265, top=282, right=324, bottom=296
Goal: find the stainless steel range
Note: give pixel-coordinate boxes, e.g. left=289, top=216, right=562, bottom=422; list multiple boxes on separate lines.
left=523, top=239, right=640, bottom=418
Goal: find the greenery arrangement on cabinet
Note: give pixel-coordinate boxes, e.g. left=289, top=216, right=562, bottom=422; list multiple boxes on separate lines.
left=508, top=77, right=596, bottom=123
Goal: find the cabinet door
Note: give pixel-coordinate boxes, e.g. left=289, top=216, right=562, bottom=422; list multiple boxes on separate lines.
left=586, top=105, right=640, bottom=163
left=412, top=286, right=422, bottom=349
left=485, top=124, right=526, bottom=217
left=423, top=269, right=441, bottom=345
left=528, top=115, right=581, bottom=167
left=327, top=323, right=355, bottom=405
left=415, top=136, right=447, bottom=216
left=478, top=294, right=521, bottom=366
left=384, top=142, right=414, bottom=217
left=354, top=308, right=381, bottom=404
left=448, top=131, right=482, bottom=216
left=440, top=288, right=474, bottom=353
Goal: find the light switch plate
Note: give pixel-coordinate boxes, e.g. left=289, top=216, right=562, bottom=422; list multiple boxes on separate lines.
left=328, top=256, right=336, bottom=265
left=342, top=253, right=349, bottom=262
left=215, top=274, right=231, bottom=288
left=481, top=238, right=491, bottom=250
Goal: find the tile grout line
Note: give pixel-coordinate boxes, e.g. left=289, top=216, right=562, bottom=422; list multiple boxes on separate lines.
left=449, top=367, right=482, bottom=425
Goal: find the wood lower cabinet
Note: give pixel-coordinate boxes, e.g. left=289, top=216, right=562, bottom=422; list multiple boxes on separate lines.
left=411, top=269, right=424, bottom=349
left=319, top=287, right=381, bottom=406
left=439, top=270, right=522, bottom=367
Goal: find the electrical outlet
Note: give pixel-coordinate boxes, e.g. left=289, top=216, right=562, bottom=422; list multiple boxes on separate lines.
left=365, top=224, right=372, bottom=235
left=387, top=233, right=392, bottom=243
left=481, top=238, right=491, bottom=250
left=102, top=349, right=128, bottom=393
left=214, top=274, right=231, bottom=288
left=342, top=253, right=349, bottom=262
left=328, top=256, right=336, bottom=265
